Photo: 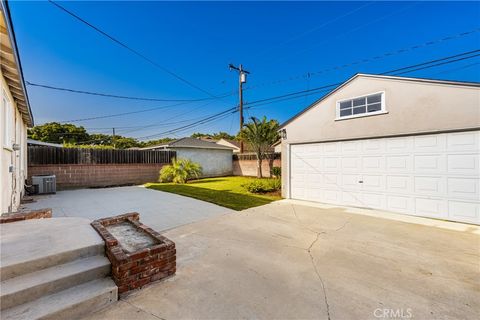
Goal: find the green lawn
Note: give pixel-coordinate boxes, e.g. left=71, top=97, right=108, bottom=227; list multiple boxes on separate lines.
left=145, top=176, right=282, bottom=211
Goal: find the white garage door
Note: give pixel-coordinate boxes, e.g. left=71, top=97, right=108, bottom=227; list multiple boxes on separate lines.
left=290, top=131, right=480, bottom=224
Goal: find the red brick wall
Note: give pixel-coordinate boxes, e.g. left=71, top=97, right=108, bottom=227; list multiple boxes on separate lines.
left=233, top=159, right=281, bottom=177
left=28, top=164, right=165, bottom=190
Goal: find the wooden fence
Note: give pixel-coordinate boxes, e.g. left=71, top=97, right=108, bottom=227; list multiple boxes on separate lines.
left=28, top=146, right=176, bottom=165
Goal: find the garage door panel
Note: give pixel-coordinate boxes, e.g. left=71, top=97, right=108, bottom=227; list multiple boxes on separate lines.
left=386, top=155, right=413, bottom=172
left=414, top=176, right=446, bottom=197
left=447, top=154, right=479, bottom=175
left=386, top=137, right=413, bottom=153
left=362, top=156, right=385, bottom=172
left=363, top=139, right=385, bottom=153
left=414, top=154, right=446, bottom=174
left=362, top=175, right=385, bottom=191
left=322, top=189, right=341, bottom=203
left=448, top=178, right=480, bottom=201
left=414, top=134, right=446, bottom=153
left=447, top=132, right=480, bottom=152
left=342, top=174, right=362, bottom=190
left=323, top=142, right=340, bottom=154
left=362, top=193, right=386, bottom=209
left=415, top=198, right=447, bottom=218
left=289, top=131, right=480, bottom=224
left=342, top=157, right=361, bottom=172
left=386, top=175, right=413, bottom=194
left=341, top=141, right=362, bottom=154
left=341, top=191, right=363, bottom=206
left=448, top=201, right=480, bottom=221
left=323, top=157, right=340, bottom=171
left=386, top=195, right=414, bottom=213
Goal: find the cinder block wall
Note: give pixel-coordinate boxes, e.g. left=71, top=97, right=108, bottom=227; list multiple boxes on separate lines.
left=28, top=164, right=165, bottom=190
left=232, top=159, right=281, bottom=177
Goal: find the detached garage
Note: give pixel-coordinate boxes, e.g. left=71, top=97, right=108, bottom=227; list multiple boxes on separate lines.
left=280, top=74, right=480, bottom=224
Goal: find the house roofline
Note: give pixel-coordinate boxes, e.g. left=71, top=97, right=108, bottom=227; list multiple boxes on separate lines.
left=1, top=0, right=33, bottom=126
left=279, top=73, right=480, bottom=129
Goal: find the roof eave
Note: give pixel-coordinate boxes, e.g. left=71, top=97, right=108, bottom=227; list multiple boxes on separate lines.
left=1, top=0, right=33, bottom=126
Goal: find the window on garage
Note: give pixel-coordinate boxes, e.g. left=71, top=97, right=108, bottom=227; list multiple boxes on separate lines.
left=337, top=92, right=385, bottom=119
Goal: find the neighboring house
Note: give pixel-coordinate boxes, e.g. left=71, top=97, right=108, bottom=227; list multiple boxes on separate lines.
left=27, top=139, right=63, bottom=148
left=216, top=138, right=241, bottom=153
left=0, top=2, right=33, bottom=213
left=141, top=137, right=234, bottom=177
left=279, top=73, right=480, bottom=224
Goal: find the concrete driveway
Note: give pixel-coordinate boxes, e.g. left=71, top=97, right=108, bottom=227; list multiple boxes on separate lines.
left=23, top=186, right=233, bottom=231
left=83, top=200, right=480, bottom=320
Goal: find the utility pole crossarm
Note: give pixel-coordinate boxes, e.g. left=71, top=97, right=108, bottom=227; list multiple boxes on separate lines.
left=229, top=63, right=250, bottom=153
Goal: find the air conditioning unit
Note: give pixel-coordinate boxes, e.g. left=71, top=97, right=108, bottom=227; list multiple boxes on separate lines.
left=31, top=174, right=56, bottom=194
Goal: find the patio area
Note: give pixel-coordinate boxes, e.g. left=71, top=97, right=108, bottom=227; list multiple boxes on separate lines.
left=23, top=186, right=234, bottom=231
left=81, top=200, right=480, bottom=320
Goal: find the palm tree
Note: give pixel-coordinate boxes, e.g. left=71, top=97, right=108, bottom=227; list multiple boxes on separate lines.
left=159, top=158, right=202, bottom=183
left=240, top=117, right=280, bottom=178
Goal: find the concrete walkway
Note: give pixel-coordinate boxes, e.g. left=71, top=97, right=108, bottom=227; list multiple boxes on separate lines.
left=23, top=186, right=233, bottom=231
left=82, top=201, right=480, bottom=320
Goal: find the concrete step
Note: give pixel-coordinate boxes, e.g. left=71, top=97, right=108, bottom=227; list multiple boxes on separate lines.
left=1, top=278, right=118, bottom=320
left=0, top=218, right=105, bottom=281
left=0, top=256, right=111, bottom=310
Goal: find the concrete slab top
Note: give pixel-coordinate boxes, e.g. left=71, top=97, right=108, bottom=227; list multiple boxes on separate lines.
left=22, top=186, right=234, bottom=232
left=0, top=218, right=103, bottom=269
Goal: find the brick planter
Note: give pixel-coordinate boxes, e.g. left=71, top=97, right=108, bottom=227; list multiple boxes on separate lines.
left=91, top=213, right=176, bottom=295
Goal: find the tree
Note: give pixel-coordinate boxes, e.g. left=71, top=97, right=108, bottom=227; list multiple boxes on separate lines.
left=28, top=122, right=89, bottom=144
left=239, top=117, right=280, bottom=178
left=190, top=131, right=236, bottom=141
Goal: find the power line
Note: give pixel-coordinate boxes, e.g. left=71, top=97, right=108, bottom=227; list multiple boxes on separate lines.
left=136, top=107, right=237, bottom=140
left=122, top=49, right=480, bottom=141
left=61, top=101, right=193, bottom=123
left=245, top=28, right=480, bottom=91
left=48, top=0, right=217, bottom=97
left=243, top=49, right=480, bottom=108
left=26, top=81, right=214, bottom=102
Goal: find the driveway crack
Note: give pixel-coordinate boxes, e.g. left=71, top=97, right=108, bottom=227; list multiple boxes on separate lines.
left=123, top=300, right=167, bottom=320
left=306, top=231, right=331, bottom=320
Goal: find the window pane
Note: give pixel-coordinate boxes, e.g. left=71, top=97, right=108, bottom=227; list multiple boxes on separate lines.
left=340, top=109, right=352, bottom=117
left=367, top=94, right=382, bottom=104
left=367, top=103, right=382, bottom=112
left=340, top=101, right=352, bottom=109
left=353, top=106, right=366, bottom=115
left=353, top=97, right=366, bottom=107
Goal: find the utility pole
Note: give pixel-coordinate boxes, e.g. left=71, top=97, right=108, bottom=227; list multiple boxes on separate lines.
left=229, top=63, right=250, bottom=153
left=112, top=128, right=116, bottom=149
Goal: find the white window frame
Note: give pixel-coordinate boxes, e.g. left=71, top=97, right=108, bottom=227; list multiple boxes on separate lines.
left=335, top=91, right=387, bottom=121
left=3, top=90, right=13, bottom=150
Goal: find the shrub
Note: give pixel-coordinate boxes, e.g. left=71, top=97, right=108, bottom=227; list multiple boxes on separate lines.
left=242, top=178, right=281, bottom=194
left=159, top=158, right=202, bottom=184
left=271, top=166, right=281, bottom=178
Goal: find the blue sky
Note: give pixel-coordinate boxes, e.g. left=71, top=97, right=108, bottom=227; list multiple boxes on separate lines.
left=9, top=1, right=480, bottom=140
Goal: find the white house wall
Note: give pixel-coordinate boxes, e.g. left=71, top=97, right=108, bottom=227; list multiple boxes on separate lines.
left=1, top=72, right=28, bottom=213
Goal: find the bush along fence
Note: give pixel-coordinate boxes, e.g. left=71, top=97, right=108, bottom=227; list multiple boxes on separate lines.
left=28, top=146, right=176, bottom=189
left=232, top=152, right=281, bottom=178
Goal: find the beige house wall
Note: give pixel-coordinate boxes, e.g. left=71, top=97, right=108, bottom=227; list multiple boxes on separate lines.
left=281, top=76, right=480, bottom=197
left=1, top=72, right=28, bottom=213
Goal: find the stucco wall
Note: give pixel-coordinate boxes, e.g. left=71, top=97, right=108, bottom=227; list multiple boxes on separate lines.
left=280, top=76, right=480, bottom=198
left=175, top=148, right=233, bottom=177
left=283, top=76, right=480, bottom=144
left=1, top=72, right=28, bottom=213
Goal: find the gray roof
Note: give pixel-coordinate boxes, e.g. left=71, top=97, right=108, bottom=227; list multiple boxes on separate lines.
left=27, top=139, right=63, bottom=148
left=143, top=137, right=234, bottom=150
left=279, top=73, right=480, bottom=129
